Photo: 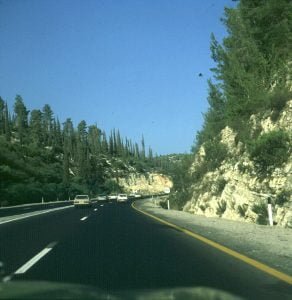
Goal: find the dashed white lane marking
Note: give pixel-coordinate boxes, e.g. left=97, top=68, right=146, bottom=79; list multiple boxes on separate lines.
left=100, top=204, right=104, bottom=207
left=80, top=216, right=88, bottom=221
left=94, top=209, right=98, bottom=211
left=14, top=242, right=58, bottom=274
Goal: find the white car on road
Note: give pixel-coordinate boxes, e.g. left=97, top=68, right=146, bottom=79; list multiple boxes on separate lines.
left=108, top=194, right=118, bottom=201
left=117, top=194, right=128, bottom=203
left=74, top=195, right=92, bottom=207
left=97, top=195, right=107, bottom=202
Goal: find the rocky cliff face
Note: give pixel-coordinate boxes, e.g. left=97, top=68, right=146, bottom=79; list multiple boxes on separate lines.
left=184, top=100, right=292, bottom=228
left=118, top=172, right=173, bottom=195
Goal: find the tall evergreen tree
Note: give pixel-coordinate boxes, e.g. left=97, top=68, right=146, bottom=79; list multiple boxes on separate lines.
left=63, top=118, right=74, bottom=157
left=88, top=125, right=101, bottom=155
left=13, top=95, right=29, bottom=144
left=52, top=118, right=63, bottom=151
left=42, top=104, right=54, bottom=146
left=29, top=109, right=43, bottom=145
left=101, top=131, right=108, bottom=154
left=141, top=135, right=146, bottom=159
left=0, top=97, right=4, bottom=135
left=76, top=120, right=89, bottom=178
left=109, top=132, right=114, bottom=156
left=62, top=118, right=74, bottom=185
left=116, top=130, right=123, bottom=156
left=4, top=102, right=11, bottom=141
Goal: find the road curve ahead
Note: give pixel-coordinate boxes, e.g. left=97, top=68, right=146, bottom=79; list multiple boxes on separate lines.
left=0, top=201, right=291, bottom=299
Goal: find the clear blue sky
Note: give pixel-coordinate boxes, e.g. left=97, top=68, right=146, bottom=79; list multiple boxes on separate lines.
left=0, top=0, right=235, bottom=155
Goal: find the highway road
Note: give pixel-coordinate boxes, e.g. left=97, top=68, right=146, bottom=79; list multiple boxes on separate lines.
left=0, top=200, right=291, bottom=299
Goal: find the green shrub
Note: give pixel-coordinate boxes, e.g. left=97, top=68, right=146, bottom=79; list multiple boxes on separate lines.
left=159, top=200, right=168, bottom=209
left=248, top=130, right=290, bottom=175
left=237, top=204, right=248, bottom=217
left=268, top=88, right=292, bottom=121
left=216, top=200, right=227, bottom=216
left=192, top=162, right=208, bottom=181
left=275, top=191, right=290, bottom=206
left=204, top=139, right=228, bottom=171
left=237, top=162, right=252, bottom=174
left=215, top=177, right=227, bottom=195
left=169, top=189, right=192, bottom=210
left=251, top=202, right=268, bottom=225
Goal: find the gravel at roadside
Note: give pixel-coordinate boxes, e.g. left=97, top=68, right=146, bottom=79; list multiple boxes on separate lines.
left=133, top=198, right=292, bottom=276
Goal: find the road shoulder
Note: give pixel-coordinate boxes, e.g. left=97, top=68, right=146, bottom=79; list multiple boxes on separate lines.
left=133, top=198, right=292, bottom=280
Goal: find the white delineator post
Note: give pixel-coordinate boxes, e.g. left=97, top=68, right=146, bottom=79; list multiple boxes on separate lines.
left=167, top=199, right=170, bottom=210
left=267, top=197, right=273, bottom=226
left=42, top=197, right=44, bottom=204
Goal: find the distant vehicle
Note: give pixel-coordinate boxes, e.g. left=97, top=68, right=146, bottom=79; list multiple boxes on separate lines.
left=97, top=195, right=107, bottom=202
left=108, top=194, right=118, bottom=200
left=128, top=193, right=136, bottom=199
left=164, top=187, right=171, bottom=194
left=117, top=194, right=128, bottom=203
left=74, top=195, right=91, bottom=207
left=134, top=194, right=142, bottom=198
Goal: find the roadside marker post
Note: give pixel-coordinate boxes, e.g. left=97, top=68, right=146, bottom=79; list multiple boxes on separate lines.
left=42, top=197, right=44, bottom=204
left=167, top=200, right=170, bottom=210
left=267, top=197, right=273, bottom=227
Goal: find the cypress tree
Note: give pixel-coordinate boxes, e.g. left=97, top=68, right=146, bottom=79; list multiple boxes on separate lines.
left=42, top=104, right=54, bottom=146
left=0, top=97, right=4, bottom=135
left=13, top=95, right=29, bottom=145
left=4, top=102, right=11, bottom=141
left=29, top=109, right=43, bottom=145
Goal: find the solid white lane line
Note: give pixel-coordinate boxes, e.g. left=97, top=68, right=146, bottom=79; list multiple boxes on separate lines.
left=80, top=216, right=88, bottom=221
left=14, top=242, right=57, bottom=274
left=0, top=205, right=73, bottom=225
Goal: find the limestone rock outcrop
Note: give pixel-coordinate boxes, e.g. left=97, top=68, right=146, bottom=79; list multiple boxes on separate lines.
left=184, top=100, right=292, bottom=228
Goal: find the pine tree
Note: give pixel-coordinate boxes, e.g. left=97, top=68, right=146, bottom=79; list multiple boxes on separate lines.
left=63, top=118, right=74, bottom=157
left=42, top=104, right=54, bottom=146
left=76, top=120, right=89, bottom=178
left=29, top=109, right=43, bottom=145
left=141, top=135, right=146, bottom=159
left=101, top=131, right=108, bottom=154
left=109, top=132, right=114, bottom=156
left=148, top=147, right=153, bottom=160
left=4, top=102, right=11, bottom=141
left=62, top=118, right=74, bottom=185
left=52, top=118, right=63, bottom=151
left=0, top=97, right=4, bottom=135
left=13, top=95, right=29, bottom=145
left=134, top=143, right=140, bottom=158
left=88, top=125, right=101, bottom=155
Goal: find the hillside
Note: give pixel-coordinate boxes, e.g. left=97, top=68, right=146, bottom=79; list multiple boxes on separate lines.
left=0, top=97, right=172, bottom=206
left=169, top=0, right=292, bottom=228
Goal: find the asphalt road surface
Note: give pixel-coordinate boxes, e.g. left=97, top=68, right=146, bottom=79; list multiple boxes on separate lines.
left=0, top=201, right=291, bottom=299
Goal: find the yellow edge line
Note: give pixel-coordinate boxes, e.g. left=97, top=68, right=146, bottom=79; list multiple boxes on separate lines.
left=132, top=201, right=292, bottom=285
